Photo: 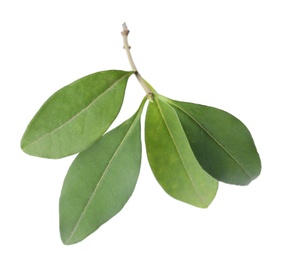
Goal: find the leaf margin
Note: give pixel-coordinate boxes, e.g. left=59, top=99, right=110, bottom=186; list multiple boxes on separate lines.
left=21, top=70, right=134, bottom=159
left=145, top=95, right=218, bottom=208
left=59, top=97, right=147, bottom=245
left=158, top=94, right=261, bottom=185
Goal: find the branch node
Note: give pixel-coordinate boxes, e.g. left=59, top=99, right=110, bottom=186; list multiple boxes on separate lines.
left=147, top=93, right=154, bottom=102
left=121, top=22, right=130, bottom=36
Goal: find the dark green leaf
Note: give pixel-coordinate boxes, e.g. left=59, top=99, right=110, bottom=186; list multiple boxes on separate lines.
left=21, top=70, right=133, bottom=158
left=59, top=99, right=146, bottom=245
left=165, top=97, right=261, bottom=185
left=145, top=97, right=218, bottom=208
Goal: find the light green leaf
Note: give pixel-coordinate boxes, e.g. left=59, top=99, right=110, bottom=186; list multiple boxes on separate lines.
left=165, top=97, right=261, bottom=185
left=59, top=98, right=146, bottom=245
left=21, top=70, right=133, bottom=158
left=145, top=97, right=218, bottom=208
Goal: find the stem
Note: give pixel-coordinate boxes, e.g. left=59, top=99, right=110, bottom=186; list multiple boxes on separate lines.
left=121, top=23, right=153, bottom=100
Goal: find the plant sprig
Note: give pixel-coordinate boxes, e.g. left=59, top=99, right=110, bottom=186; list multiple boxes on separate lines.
left=21, top=23, right=261, bottom=245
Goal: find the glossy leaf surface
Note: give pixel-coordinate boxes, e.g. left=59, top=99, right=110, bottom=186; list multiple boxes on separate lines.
left=166, top=98, right=261, bottom=185
left=21, top=70, right=133, bottom=158
left=59, top=100, right=145, bottom=245
left=145, top=97, right=218, bottom=208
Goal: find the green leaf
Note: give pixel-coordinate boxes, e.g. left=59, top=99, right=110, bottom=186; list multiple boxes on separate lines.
left=59, top=98, right=146, bottom=245
left=165, top=97, right=261, bottom=185
left=145, top=97, right=218, bottom=208
left=21, top=70, right=133, bottom=158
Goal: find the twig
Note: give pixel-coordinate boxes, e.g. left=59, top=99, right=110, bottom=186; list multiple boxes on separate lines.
left=121, top=23, right=153, bottom=99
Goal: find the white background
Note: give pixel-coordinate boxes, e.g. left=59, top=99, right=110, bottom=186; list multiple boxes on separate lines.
left=1, top=0, right=289, bottom=259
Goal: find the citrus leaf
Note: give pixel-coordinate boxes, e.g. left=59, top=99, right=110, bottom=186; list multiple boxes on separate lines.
left=166, top=98, right=261, bottom=185
left=21, top=70, right=133, bottom=158
left=145, top=97, right=218, bottom=208
left=59, top=98, right=146, bottom=245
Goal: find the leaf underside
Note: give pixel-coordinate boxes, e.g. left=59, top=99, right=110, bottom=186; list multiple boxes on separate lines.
left=145, top=98, right=218, bottom=208
left=167, top=98, right=261, bottom=185
left=21, top=70, right=133, bottom=159
left=60, top=106, right=142, bottom=245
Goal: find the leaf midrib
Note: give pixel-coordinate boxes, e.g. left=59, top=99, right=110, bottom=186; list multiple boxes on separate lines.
left=65, top=113, right=139, bottom=244
left=23, top=73, right=130, bottom=149
left=171, top=102, right=252, bottom=179
left=155, top=99, right=206, bottom=206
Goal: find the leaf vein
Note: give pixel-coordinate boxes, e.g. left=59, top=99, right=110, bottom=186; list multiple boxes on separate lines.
left=65, top=113, right=139, bottom=244
left=172, top=102, right=252, bottom=179
left=156, top=100, right=206, bottom=206
left=24, top=73, right=130, bottom=149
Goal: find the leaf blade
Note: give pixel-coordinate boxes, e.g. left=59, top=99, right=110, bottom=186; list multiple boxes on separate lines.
left=145, top=98, right=218, bottom=208
left=167, top=98, right=261, bottom=185
left=59, top=99, right=145, bottom=245
left=21, top=70, right=133, bottom=158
